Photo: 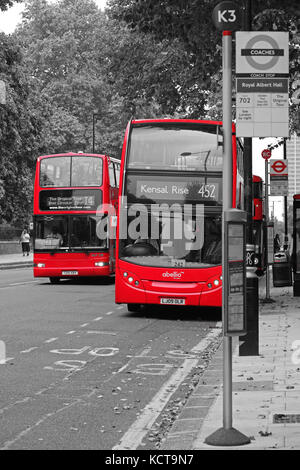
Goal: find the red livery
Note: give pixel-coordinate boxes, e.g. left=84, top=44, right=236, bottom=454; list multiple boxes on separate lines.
left=33, top=152, right=120, bottom=283
left=115, top=119, right=244, bottom=311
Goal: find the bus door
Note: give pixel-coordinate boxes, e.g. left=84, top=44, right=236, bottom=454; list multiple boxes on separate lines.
left=108, top=215, right=117, bottom=273
left=293, top=196, right=300, bottom=295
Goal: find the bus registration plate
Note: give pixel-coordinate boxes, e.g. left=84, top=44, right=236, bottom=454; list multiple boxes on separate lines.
left=160, top=298, right=185, bottom=305
left=62, top=271, right=78, bottom=275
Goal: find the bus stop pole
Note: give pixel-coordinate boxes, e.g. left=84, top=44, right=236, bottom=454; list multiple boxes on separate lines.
left=283, top=138, right=289, bottom=250
left=222, top=30, right=233, bottom=431
left=205, top=29, right=250, bottom=446
left=265, top=158, right=271, bottom=300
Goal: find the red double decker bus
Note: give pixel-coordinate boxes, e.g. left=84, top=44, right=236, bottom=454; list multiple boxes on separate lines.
left=33, top=152, right=120, bottom=283
left=252, top=175, right=266, bottom=277
left=115, top=119, right=244, bottom=311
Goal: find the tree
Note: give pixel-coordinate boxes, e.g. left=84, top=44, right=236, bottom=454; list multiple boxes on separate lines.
left=0, top=0, right=22, bottom=11
left=0, top=33, right=44, bottom=225
left=107, top=0, right=300, bottom=128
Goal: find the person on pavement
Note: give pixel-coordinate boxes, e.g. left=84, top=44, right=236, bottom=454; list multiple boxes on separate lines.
left=20, top=228, right=30, bottom=256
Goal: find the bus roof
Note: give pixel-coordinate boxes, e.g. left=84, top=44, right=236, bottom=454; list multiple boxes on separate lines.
left=130, top=118, right=236, bottom=132
left=253, top=175, right=263, bottom=183
left=37, top=153, right=120, bottom=164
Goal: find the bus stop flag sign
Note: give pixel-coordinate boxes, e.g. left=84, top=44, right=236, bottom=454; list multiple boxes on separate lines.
left=236, top=32, right=289, bottom=138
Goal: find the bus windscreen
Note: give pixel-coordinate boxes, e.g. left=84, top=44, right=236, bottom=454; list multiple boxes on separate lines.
left=40, top=156, right=103, bottom=187
left=127, top=124, right=223, bottom=171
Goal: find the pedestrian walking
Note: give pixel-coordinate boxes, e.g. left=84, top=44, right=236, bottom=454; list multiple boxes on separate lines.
left=274, top=233, right=281, bottom=253
left=20, top=228, right=30, bottom=256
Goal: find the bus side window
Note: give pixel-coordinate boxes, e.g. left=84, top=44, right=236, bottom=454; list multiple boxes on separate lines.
left=115, top=164, right=120, bottom=187
left=109, top=162, right=116, bottom=187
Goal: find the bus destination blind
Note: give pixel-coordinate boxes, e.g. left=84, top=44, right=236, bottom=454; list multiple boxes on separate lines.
left=39, top=189, right=101, bottom=211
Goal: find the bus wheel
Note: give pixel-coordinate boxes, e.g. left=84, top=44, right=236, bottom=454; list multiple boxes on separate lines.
left=49, top=277, right=60, bottom=284
left=127, top=303, right=141, bottom=313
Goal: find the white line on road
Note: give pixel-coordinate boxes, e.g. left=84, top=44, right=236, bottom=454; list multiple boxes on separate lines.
left=116, top=306, right=123, bottom=310
left=0, top=357, right=14, bottom=364
left=113, top=323, right=222, bottom=450
left=86, top=331, right=117, bottom=335
left=92, top=317, right=103, bottom=321
left=80, top=323, right=89, bottom=327
left=44, top=338, right=58, bottom=344
left=66, top=331, right=76, bottom=335
left=20, top=347, right=39, bottom=354
left=105, top=311, right=113, bottom=315
left=8, top=281, right=38, bottom=287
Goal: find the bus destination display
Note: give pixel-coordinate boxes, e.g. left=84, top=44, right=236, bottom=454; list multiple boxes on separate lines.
left=136, top=180, right=219, bottom=202
left=39, top=189, right=101, bottom=211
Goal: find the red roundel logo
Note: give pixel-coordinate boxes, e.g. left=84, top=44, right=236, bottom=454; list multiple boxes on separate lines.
left=271, top=160, right=287, bottom=173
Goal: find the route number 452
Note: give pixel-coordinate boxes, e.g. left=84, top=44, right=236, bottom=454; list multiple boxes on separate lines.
left=198, top=184, right=216, bottom=199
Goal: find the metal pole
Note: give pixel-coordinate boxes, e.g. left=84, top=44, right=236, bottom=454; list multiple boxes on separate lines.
left=92, top=114, right=96, bottom=153
left=265, top=158, right=270, bottom=299
left=283, top=138, right=288, bottom=250
left=222, top=30, right=233, bottom=430
left=205, top=28, right=250, bottom=446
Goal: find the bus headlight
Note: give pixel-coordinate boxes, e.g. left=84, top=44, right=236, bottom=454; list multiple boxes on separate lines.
left=95, top=261, right=108, bottom=267
left=121, top=271, right=142, bottom=288
left=37, top=263, right=45, bottom=268
left=214, top=279, right=220, bottom=286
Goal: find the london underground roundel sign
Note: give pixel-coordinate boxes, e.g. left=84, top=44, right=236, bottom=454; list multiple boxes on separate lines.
left=261, top=149, right=272, bottom=160
left=271, top=160, right=287, bottom=174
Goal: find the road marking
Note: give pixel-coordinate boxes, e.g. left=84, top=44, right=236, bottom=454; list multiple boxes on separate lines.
left=113, top=324, right=222, bottom=450
left=50, top=346, right=90, bottom=355
left=44, top=338, right=58, bottom=344
left=116, top=306, right=123, bottom=310
left=66, top=331, right=76, bottom=335
left=86, top=331, right=117, bottom=336
left=8, top=281, right=38, bottom=287
left=0, top=357, right=14, bottom=364
left=92, top=317, right=103, bottom=322
left=80, top=323, right=89, bottom=327
left=105, top=311, right=113, bottom=315
left=44, top=360, right=87, bottom=372
left=20, top=347, right=39, bottom=354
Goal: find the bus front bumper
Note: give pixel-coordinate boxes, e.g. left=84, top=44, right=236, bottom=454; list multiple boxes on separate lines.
left=116, top=271, right=222, bottom=307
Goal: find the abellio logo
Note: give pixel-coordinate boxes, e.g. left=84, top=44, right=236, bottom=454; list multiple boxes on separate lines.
left=162, top=271, right=184, bottom=279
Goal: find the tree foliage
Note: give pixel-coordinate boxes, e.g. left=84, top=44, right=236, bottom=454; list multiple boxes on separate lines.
left=107, top=0, right=300, bottom=129
left=0, top=0, right=22, bottom=11
left=0, top=33, right=44, bottom=225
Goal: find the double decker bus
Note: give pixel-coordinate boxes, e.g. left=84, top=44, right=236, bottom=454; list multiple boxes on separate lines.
left=116, top=119, right=244, bottom=311
left=252, top=175, right=266, bottom=277
left=33, top=152, right=120, bottom=283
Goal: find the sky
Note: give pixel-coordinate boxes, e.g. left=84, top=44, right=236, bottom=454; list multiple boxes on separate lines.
left=0, top=0, right=286, bottom=219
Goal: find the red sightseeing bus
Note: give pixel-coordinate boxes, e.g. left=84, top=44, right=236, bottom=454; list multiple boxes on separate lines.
left=33, top=152, right=120, bottom=283
left=115, top=119, right=244, bottom=311
left=252, top=175, right=266, bottom=277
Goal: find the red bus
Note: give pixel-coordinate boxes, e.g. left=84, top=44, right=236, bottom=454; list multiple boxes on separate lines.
left=252, top=175, right=266, bottom=277
left=33, top=152, right=120, bottom=283
left=115, top=119, right=244, bottom=311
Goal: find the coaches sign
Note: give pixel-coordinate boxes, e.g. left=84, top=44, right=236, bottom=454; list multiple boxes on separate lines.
left=236, top=32, right=289, bottom=138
